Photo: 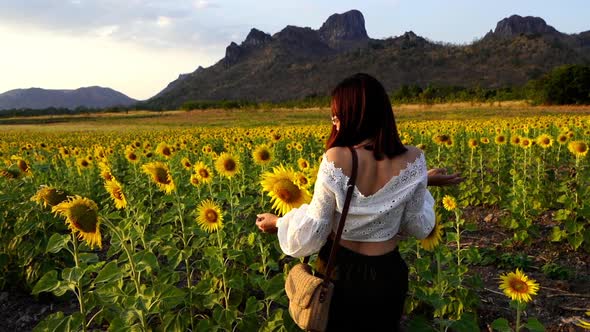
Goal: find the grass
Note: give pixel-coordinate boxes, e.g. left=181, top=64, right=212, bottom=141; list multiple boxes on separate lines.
left=2, top=102, right=590, bottom=131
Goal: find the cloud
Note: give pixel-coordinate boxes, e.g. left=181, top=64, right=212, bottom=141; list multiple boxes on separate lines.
left=157, top=16, right=172, bottom=28
left=0, top=1, right=232, bottom=52
left=194, top=0, right=219, bottom=10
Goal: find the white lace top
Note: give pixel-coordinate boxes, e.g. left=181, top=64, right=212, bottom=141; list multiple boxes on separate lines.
left=276, top=152, right=435, bottom=258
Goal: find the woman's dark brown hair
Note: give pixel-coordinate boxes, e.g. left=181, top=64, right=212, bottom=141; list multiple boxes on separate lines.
left=326, top=73, right=407, bottom=160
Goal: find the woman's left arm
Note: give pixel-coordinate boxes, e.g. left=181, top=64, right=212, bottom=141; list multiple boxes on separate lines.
left=427, top=168, right=464, bottom=186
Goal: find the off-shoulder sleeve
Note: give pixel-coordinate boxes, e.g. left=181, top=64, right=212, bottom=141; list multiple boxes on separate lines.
left=400, top=158, right=436, bottom=239
left=276, top=158, right=336, bottom=258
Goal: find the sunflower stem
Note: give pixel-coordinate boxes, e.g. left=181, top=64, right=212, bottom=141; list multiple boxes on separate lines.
left=515, top=305, right=521, bottom=332
left=216, top=231, right=229, bottom=309
left=174, top=191, right=194, bottom=330
left=71, top=234, right=88, bottom=332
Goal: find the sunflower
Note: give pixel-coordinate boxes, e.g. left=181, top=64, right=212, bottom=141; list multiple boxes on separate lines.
left=193, top=161, right=213, bottom=184
left=295, top=172, right=312, bottom=188
left=260, top=165, right=311, bottom=216
left=189, top=173, right=201, bottom=187
left=252, top=144, right=273, bottom=165
left=520, top=138, right=532, bottom=149
left=156, top=142, right=174, bottom=159
left=416, top=143, right=427, bottom=151
left=421, top=215, right=442, bottom=251
left=202, top=145, right=213, bottom=154
left=495, top=134, right=507, bottom=145
left=99, top=164, right=114, bottom=181
left=196, top=199, right=223, bottom=233
left=0, top=168, right=20, bottom=179
left=52, top=196, right=102, bottom=249
left=16, top=158, right=30, bottom=173
left=125, top=147, right=140, bottom=164
left=181, top=157, right=192, bottom=170
left=536, top=134, right=553, bottom=149
left=215, top=153, right=240, bottom=178
left=468, top=139, right=478, bottom=149
left=442, top=195, right=457, bottom=211
left=433, top=134, right=450, bottom=145
left=31, top=186, right=69, bottom=208
left=510, top=135, right=521, bottom=146
left=142, top=161, right=175, bottom=194
left=498, top=268, right=540, bottom=303
left=76, top=157, right=92, bottom=170
left=480, top=137, right=490, bottom=144
left=568, top=141, right=588, bottom=157
left=557, top=134, right=568, bottom=145
left=297, top=158, right=310, bottom=171
left=105, top=179, right=127, bottom=209
left=575, top=311, right=590, bottom=330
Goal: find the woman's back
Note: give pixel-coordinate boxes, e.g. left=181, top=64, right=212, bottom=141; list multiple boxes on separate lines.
left=326, top=144, right=424, bottom=255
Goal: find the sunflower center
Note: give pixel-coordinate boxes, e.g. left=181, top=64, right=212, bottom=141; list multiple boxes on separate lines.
left=17, top=160, right=29, bottom=172
left=154, top=168, right=171, bottom=184
left=81, top=160, right=89, bottom=167
left=128, top=153, right=137, bottom=160
left=70, top=204, right=98, bottom=233
left=541, top=138, right=550, bottom=145
left=509, top=279, right=529, bottom=293
left=113, top=188, right=123, bottom=200
left=162, top=147, right=171, bottom=156
left=224, top=159, right=236, bottom=171
left=45, top=189, right=68, bottom=206
left=205, top=209, right=218, bottom=223
left=574, top=142, right=588, bottom=153
left=199, top=169, right=210, bottom=178
left=274, top=179, right=301, bottom=203
left=259, top=150, right=270, bottom=161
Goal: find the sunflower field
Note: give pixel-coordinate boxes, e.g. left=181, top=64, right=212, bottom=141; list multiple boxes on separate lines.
left=0, top=111, right=589, bottom=331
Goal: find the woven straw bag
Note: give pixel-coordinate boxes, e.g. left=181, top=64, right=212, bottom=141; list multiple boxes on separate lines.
left=284, top=147, right=358, bottom=332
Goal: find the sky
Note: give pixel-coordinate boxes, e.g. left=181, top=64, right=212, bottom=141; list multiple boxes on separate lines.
left=1, top=0, right=588, bottom=101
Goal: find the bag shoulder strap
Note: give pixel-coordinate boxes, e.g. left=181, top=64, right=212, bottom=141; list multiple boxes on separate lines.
left=322, top=146, right=358, bottom=285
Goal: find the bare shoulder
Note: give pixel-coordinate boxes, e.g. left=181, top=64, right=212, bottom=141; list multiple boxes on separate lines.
left=325, top=147, right=353, bottom=175
left=403, top=145, right=424, bottom=162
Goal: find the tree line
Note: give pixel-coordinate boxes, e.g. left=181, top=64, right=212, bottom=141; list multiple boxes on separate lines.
left=1, top=64, right=588, bottom=117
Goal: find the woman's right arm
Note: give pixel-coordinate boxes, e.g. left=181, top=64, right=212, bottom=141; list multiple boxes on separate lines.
left=276, top=157, right=337, bottom=257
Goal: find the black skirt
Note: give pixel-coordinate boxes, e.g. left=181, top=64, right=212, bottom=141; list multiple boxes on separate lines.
left=315, top=238, right=408, bottom=332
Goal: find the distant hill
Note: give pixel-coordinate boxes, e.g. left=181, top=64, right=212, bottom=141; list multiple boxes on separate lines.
left=145, top=10, right=590, bottom=109
left=0, top=86, right=137, bottom=110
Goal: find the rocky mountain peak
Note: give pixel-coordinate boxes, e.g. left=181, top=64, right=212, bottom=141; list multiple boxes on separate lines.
left=242, top=28, right=273, bottom=48
left=223, top=42, right=242, bottom=67
left=318, top=9, right=368, bottom=49
left=493, top=15, right=559, bottom=37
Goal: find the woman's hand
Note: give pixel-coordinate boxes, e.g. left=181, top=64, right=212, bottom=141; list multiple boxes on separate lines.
left=256, top=213, right=279, bottom=234
left=427, top=168, right=464, bottom=187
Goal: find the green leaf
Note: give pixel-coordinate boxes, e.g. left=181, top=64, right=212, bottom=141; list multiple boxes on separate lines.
left=405, top=315, right=436, bottom=332
left=133, top=251, right=159, bottom=273
left=450, top=313, right=479, bottom=332
left=525, top=318, right=545, bottom=332
left=261, top=273, right=285, bottom=301
left=62, top=267, right=83, bottom=284
left=32, top=270, right=59, bottom=295
left=46, top=233, right=70, bottom=254
left=243, top=296, right=263, bottom=316
left=94, top=261, right=122, bottom=284
left=550, top=226, right=566, bottom=242
left=491, top=318, right=512, bottom=332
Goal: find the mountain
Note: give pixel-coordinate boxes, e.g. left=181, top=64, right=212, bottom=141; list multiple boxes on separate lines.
left=0, top=86, right=137, bottom=110
left=146, top=11, right=590, bottom=109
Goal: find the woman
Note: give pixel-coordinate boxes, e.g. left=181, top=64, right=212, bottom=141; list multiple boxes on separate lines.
left=255, top=73, right=462, bottom=331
